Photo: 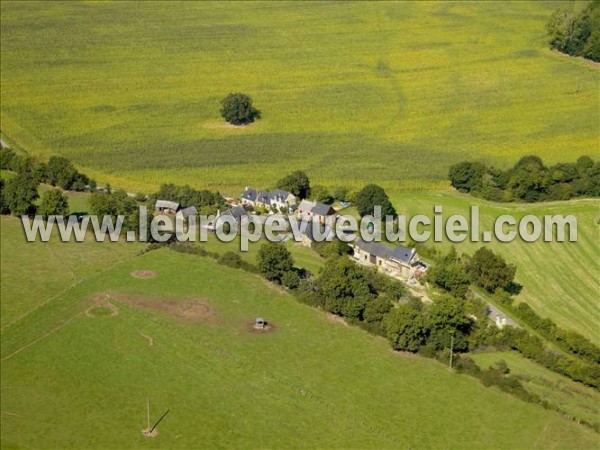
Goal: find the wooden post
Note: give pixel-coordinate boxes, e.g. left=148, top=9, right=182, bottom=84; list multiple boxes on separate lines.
left=449, top=333, right=454, bottom=370
left=146, top=398, right=150, bottom=431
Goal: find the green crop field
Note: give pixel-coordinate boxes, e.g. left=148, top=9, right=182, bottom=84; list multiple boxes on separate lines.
left=389, top=192, right=600, bottom=344
left=1, top=1, right=598, bottom=193
left=1, top=220, right=598, bottom=448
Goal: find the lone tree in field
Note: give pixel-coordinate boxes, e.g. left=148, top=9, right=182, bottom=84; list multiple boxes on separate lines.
left=220, top=92, right=261, bottom=125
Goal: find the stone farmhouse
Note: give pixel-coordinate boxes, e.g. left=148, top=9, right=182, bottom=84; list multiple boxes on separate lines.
left=296, top=199, right=336, bottom=224
left=353, top=238, right=427, bottom=281
left=240, top=187, right=296, bottom=211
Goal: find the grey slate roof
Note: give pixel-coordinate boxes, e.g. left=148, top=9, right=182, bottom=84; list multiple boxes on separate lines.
left=311, top=202, right=335, bottom=217
left=241, top=188, right=259, bottom=202
left=179, top=206, right=198, bottom=218
left=356, top=238, right=416, bottom=264
left=155, top=200, right=180, bottom=211
left=221, top=205, right=248, bottom=221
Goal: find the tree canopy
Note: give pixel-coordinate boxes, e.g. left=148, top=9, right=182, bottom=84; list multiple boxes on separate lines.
left=220, top=92, right=261, bottom=125
left=466, top=247, right=516, bottom=292
left=276, top=170, right=311, bottom=199
left=39, top=189, right=69, bottom=218
left=1, top=172, right=39, bottom=216
left=547, top=1, right=600, bottom=62
left=449, top=155, right=600, bottom=202
left=257, top=242, right=294, bottom=283
left=353, top=184, right=396, bottom=217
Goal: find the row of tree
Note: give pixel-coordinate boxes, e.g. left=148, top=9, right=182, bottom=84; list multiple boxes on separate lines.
left=150, top=183, right=226, bottom=215
left=427, top=245, right=600, bottom=375
left=547, top=1, right=599, bottom=62
left=449, top=155, right=599, bottom=202
left=1, top=148, right=95, bottom=192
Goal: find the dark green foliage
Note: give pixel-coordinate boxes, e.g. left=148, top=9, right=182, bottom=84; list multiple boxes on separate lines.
left=427, top=247, right=470, bottom=298
left=151, top=183, right=225, bottom=213
left=220, top=92, right=261, bottom=125
left=281, top=270, right=301, bottom=289
left=276, top=170, right=311, bottom=199
left=2, top=172, right=39, bottom=215
left=310, top=185, right=334, bottom=204
left=547, top=1, right=600, bottom=62
left=218, top=251, right=242, bottom=268
left=311, top=239, right=351, bottom=259
left=353, top=184, right=396, bottom=217
left=257, top=242, right=294, bottom=283
left=466, top=247, right=516, bottom=292
left=317, top=257, right=374, bottom=320
left=449, top=155, right=599, bottom=202
left=44, top=156, right=89, bottom=191
left=332, top=186, right=349, bottom=202
left=448, top=161, right=486, bottom=193
left=89, top=189, right=144, bottom=233
left=384, top=303, right=428, bottom=352
left=39, top=189, right=69, bottom=218
left=426, top=295, right=472, bottom=351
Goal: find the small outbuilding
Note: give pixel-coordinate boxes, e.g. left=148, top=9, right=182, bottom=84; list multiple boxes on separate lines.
left=254, top=317, right=266, bottom=330
left=155, top=200, right=180, bottom=215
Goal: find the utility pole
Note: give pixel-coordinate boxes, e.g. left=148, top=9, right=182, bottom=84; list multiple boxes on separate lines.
left=449, top=332, right=454, bottom=370
left=146, top=398, right=150, bottom=431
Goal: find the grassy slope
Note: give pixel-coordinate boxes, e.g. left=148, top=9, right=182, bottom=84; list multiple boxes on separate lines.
left=1, top=1, right=598, bottom=193
left=1, top=238, right=598, bottom=448
left=0, top=213, right=143, bottom=329
left=389, top=192, right=600, bottom=344
left=470, top=351, right=600, bottom=426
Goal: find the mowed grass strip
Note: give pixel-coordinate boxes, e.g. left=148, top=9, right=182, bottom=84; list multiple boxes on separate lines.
left=0, top=1, right=597, bottom=192
left=1, top=249, right=598, bottom=449
left=470, top=350, right=600, bottom=426
left=389, top=192, right=600, bottom=344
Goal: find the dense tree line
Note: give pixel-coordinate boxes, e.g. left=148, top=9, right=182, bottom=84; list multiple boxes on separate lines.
left=1, top=148, right=99, bottom=216
left=449, top=155, right=599, bottom=202
left=89, top=190, right=151, bottom=235
left=547, top=1, right=599, bottom=62
left=1, top=148, right=95, bottom=192
left=150, top=183, right=225, bottom=214
left=428, top=245, right=600, bottom=368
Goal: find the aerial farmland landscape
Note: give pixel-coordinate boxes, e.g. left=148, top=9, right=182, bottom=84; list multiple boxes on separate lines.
left=0, top=1, right=599, bottom=449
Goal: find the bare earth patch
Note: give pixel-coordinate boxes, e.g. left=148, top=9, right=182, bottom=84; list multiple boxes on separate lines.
left=245, top=320, right=276, bottom=334
left=85, top=293, right=120, bottom=317
left=92, top=292, right=213, bottom=323
left=325, top=313, right=348, bottom=326
left=130, top=270, right=157, bottom=280
left=202, top=121, right=255, bottom=130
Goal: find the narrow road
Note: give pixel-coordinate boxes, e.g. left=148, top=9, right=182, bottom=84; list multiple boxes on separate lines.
left=471, top=290, right=519, bottom=328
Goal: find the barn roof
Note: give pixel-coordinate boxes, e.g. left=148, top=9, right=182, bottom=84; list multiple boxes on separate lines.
left=155, top=200, right=180, bottom=211
left=178, top=206, right=198, bottom=218
left=356, top=238, right=416, bottom=264
left=311, top=202, right=335, bottom=217
left=220, top=205, right=248, bottom=221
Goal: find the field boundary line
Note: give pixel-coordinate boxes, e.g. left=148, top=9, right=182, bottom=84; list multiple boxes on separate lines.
left=0, top=251, right=141, bottom=333
left=1, top=313, right=81, bottom=363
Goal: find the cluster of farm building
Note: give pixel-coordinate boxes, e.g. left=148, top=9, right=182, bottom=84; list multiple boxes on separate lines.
left=154, top=186, right=427, bottom=282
